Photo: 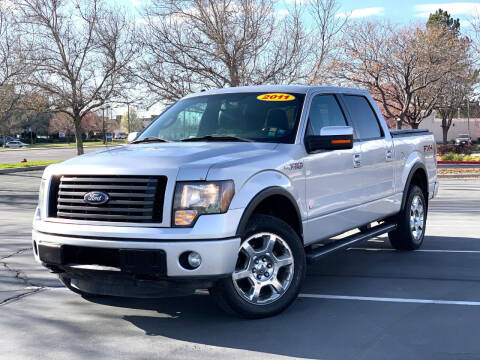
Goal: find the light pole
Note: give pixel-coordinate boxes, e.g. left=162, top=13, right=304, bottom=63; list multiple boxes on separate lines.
left=107, top=106, right=111, bottom=142
left=467, top=99, right=470, bottom=137
left=127, top=102, right=131, bottom=133
left=102, top=107, right=106, bottom=144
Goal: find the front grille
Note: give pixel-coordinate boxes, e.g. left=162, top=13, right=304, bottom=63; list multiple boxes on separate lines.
left=51, top=175, right=167, bottom=223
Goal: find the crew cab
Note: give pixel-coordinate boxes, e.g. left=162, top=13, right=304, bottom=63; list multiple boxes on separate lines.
left=33, top=86, right=438, bottom=318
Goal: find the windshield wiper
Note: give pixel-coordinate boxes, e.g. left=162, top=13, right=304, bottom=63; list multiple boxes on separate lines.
left=179, top=135, right=252, bottom=142
left=131, top=136, right=169, bottom=144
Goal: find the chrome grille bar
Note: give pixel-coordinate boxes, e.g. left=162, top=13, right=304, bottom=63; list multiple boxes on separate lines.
left=52, top=175, right=167, bottom=223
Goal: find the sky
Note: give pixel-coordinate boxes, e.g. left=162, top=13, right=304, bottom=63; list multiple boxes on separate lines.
left=117, top=0, right=480, bottom=117
left=304, top=0, right=480, bottom=24
left=122, top=0, right=480, bottom=25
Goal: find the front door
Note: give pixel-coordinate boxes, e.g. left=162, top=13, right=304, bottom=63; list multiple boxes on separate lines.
left=303, top=93, right=366, bottom=244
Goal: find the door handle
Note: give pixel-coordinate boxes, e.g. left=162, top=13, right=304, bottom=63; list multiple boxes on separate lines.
left=353, top=153, right=361, bottom=168
left=386, top=149, right=393, bottom=161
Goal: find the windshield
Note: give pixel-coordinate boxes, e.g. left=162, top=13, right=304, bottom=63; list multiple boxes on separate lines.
left=458, top=134, right=469, bottom=138
left=137, top=92, right=305, bottom=143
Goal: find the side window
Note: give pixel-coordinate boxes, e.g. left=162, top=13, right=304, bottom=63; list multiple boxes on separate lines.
left=343, top=95, right=382, bottom=140
left=307, top=95, right=346, bottom=136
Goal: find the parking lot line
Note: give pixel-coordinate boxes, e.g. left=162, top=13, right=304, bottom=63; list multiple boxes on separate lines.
left=298, top=293, right=480, bottom=306
left=348, top=247, right=480, bottom=254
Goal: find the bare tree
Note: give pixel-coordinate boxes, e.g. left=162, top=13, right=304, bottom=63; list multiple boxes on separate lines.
left=0, top=6, right=29, bottom=145
left=137, top=0, right=310, bottom=104
left=307, top=0, right=347, bottom=84
left=332, top=21, right=470, bottom=129
left=18, top=0, right=137, bottom=154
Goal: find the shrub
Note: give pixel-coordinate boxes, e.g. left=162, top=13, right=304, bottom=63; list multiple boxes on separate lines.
left=437, top=144, right=474, bottom=155
left=437, top=144, right=456, bottom=154
left=440, top=153, right=480, bottom=162
left=441, top=153, right=455, bottom=161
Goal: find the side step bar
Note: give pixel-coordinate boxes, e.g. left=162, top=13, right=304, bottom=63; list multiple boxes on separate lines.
left=305, top=223, right=396, bottom=264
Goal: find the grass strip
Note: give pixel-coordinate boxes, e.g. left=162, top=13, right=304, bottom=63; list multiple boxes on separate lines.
left=0, top=160, right=62, bottom=170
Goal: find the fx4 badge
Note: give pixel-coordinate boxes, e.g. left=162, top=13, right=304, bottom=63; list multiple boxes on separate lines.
left=284, top=161, right=304, bottom=171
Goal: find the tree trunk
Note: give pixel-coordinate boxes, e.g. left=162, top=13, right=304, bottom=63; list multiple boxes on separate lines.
left=73, top=116, right=84, bottom=155
left=410, top=122, right=419, bottom=129
left=442, top=126, right=449, bottom=144
left=441, top=116, right=452, bottom=145
left=396, top=119, right=402, bottom=129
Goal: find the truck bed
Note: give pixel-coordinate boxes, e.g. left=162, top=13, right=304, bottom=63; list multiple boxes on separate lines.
left=390, top=129, right=431, bottom=138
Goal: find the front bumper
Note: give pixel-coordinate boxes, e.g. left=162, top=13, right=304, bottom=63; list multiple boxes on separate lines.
left=32, top=230, right=240, bottom=277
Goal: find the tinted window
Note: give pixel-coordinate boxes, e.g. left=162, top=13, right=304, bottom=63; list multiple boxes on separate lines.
left=307, top=95, right=346, bottom=136
left=344, top=95, right=382, bottom=139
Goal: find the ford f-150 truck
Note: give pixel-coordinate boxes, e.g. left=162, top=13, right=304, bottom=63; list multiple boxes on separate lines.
left=33, top=86, right=438, bottom=318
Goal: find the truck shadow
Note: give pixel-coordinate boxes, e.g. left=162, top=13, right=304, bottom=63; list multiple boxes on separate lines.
left=94, top=294, right=348, bottom=359
left=85, top=235, right=480, bottom=359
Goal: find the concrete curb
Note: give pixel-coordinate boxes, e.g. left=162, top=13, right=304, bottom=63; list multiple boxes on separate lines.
left=438, top=174, right=480, bottom=179
left=437, top=161, right=480, bottom=165
left=0, top=166, right=47, bottom=174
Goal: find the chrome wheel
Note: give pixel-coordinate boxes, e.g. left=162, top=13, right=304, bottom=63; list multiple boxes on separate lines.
left=232, top=232, right=294, bottom=305
left=410, top=194, right=424, bottom=242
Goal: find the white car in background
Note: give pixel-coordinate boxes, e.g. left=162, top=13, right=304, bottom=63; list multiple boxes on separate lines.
left=6, top=140, right=28, bottom=148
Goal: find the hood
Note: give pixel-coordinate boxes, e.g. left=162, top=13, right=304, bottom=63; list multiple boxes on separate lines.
left=45, top=142, right=279, bottom=180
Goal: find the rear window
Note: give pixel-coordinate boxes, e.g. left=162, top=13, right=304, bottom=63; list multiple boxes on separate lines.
left=343, top=95, right=382, bottom=140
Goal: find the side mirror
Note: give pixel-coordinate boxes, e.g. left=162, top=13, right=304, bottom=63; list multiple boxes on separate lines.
left=305, top=126, right=354, bottom=153
left=127, top=132, right=138, bottom=143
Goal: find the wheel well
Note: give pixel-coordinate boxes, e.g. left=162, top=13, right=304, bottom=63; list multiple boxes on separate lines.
left=409, top=168, right=428, bottom=207
left=251, top=194, right=303, bottom=240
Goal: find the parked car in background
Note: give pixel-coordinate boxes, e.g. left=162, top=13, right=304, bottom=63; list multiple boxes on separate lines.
left=5, top=140, right=28, bottom=148
left=455, top=134, right=472, bottom=146
left=33, top=85, right=438, bottom=318
left=0, top=136, right=15, bottom=146
left=116, top=133, right=127, bottom=139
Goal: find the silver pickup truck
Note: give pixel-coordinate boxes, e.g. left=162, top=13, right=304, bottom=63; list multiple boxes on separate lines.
left=33, top=86, right=438, bottom=318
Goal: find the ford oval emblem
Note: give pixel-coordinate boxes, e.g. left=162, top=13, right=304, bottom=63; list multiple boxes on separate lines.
left=83, top=191, right=109, bottom=205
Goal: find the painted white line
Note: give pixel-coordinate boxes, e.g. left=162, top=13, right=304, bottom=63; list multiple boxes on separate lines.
left=348, top=247, right=480, bottom=254
left=298, top=293, right=480, bottom=306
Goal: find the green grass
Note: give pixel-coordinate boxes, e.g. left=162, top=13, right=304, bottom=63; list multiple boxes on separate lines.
left=0, top=160, right=62, bottom=170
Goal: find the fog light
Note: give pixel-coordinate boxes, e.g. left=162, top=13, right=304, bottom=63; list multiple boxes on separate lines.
left=187, top=251, right=202, bottom=268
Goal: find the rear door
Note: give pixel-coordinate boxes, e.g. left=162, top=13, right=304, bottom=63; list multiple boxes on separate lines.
left=340, top=94, right=394, bottom=204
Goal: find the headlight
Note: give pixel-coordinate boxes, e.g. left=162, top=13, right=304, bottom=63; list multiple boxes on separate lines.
left=173, top=181, right=234, bottom=226
left=36, top=178, right=46, bottom=220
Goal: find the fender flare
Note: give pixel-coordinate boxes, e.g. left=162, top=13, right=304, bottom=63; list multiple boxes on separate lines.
left=400, top=162, right=428, bottom=211
left=235, top=186, right=303, bottom=237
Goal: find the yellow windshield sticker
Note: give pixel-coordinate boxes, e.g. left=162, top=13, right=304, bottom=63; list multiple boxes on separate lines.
left=257, top=93, right=295, bottom=101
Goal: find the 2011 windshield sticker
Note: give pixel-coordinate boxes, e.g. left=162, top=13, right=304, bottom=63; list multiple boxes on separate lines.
left=257, top=93, right=295, bottom=101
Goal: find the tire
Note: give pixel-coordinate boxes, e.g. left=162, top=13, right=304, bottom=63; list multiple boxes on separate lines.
left=210, top=214, right=306, bottom=319
left=388, top=185, right=427, bottom=250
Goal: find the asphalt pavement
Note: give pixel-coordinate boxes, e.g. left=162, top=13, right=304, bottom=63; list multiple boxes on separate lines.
left=1, top=172, right=480, bottom=359
left=0, top=145, right=119, bottom=163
